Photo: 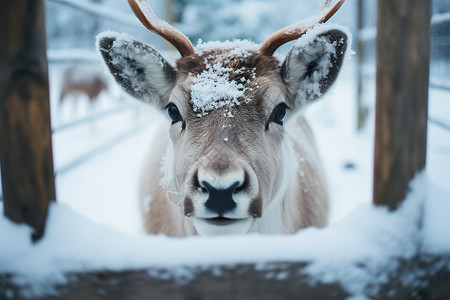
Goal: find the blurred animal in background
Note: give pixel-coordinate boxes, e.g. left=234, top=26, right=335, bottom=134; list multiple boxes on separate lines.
left=59, top=63, right=108, bottom=109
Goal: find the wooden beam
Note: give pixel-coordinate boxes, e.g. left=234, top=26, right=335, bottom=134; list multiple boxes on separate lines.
left=0, top=0, right=56, bottom=241
left=374, top=0, right=431, bottom=209
left=1, top=255, right=449, bottom=299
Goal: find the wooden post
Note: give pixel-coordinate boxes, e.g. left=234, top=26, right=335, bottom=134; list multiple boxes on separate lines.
left=374, top=0, right=431, bottom=209
left=0, top=0, right=56, bottom=241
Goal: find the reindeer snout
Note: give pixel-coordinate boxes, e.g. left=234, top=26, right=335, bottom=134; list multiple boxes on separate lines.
left=186, top=159, right=262, bottom=235
left=186, top=154, right=261, bottom=222
left=202, top=181, right=240, bottom=216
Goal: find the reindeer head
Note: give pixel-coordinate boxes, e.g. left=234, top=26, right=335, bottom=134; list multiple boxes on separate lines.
left=97, top=0, right=348, bottom=236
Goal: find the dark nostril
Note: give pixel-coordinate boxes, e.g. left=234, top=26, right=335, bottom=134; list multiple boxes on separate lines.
left=234, top=171, right=249, bottom=193
left=202, top=181, right=239, bottom=216
left=192, top=170, right=207, bottom=193
left=197, top=186, right=207, bottom=193
left=235, top=182, right=245, bottom=193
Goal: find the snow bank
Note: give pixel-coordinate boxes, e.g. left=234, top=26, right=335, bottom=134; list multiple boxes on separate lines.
left=1, top=172, right=448, bottom=299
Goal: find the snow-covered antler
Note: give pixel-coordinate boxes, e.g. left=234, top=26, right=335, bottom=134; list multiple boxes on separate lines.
left=259, top=0, right=345, bottom=56
left=128, top=0, right=195, bottom=57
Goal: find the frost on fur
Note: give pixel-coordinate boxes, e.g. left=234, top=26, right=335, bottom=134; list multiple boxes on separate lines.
left=96, top=31, right=176, bottom=107
left=281, top=24, right=350, bottom=108
left=190, top=62, right=255, bottom=116
left=189, top=40, right=260, bottom=117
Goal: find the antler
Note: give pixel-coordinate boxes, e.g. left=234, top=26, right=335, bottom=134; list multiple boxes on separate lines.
left=259, top=0, right=345, bottom=56
left=128, top=0, right=195, bottom=57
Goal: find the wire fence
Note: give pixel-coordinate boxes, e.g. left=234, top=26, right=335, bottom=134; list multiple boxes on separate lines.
left=356, top=2, right=450, bottom=131
left=46, top=0, right=151, bottom=176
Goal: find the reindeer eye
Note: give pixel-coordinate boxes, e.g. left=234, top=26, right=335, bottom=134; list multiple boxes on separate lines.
left=167, top=103, right=182, bottom=123
left=269, top=104, right=287, bottom=125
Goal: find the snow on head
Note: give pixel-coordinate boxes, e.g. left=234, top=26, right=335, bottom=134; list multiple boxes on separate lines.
left=195, top=39, right=259, bottom=55
left=191, top=63, right=246, bottom=115
left=190, top=40, right=259, bottom=116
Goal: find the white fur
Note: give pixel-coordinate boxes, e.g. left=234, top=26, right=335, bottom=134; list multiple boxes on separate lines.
left=197, top=167, right=245, bottom=190
left=249, top=137, right=299, bottom=234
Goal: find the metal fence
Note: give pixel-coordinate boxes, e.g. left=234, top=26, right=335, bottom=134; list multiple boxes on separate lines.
left=46, top=0, right=151, bottom=177
left=356, top=0, right=450, bottom=131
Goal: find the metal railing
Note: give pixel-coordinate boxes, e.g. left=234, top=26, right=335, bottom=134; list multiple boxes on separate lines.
left=52, top=103, right=149, bottom=175
left=52, top=104, right=136, bottom=133
left=55, top=116, right=150, bottom=176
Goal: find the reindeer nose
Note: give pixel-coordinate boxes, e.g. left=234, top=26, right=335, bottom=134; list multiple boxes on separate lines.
left=202, top=181, right=239, bottom=216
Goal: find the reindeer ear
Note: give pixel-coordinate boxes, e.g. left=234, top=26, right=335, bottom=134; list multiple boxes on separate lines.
left=281, top=26, right=349, bottom=109
left=96, top=32, right=176, bottom=107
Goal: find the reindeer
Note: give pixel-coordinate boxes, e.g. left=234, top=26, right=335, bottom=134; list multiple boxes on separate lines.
left=59, top=63, right=108, bottom=107
left=97, top=0, right=348, bottom=236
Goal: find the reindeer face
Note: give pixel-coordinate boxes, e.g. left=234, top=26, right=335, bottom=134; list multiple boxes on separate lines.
left=97, top=0, right=348, bottom=236
left=164, top=46, right=289, bottom=235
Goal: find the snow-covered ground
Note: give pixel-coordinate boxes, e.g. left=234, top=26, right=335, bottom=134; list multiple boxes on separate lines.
left=1, top=52, right=450, bottom=299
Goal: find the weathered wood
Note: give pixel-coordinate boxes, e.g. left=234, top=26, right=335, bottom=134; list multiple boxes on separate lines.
left=0, top=0, right=56, bottom=241
left=1, top=255, right=449, bottom=300
left=374, top=0, right=431, bottom=209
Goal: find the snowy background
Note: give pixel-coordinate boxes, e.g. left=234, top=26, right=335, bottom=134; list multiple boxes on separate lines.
left=1, top=0, right=450, bottom=298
